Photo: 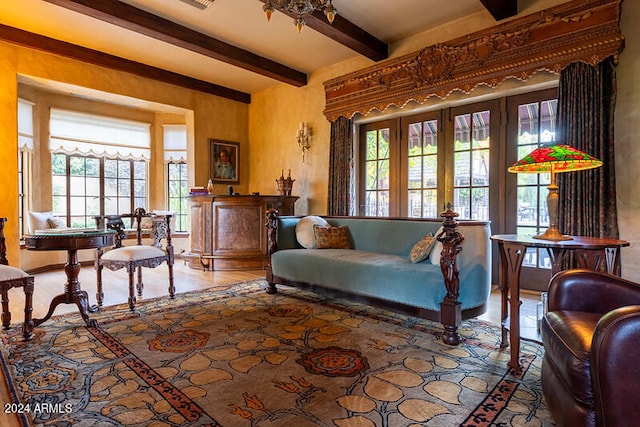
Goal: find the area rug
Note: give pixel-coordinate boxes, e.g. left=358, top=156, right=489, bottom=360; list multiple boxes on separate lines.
left=0, top=280, right=553, bottom=426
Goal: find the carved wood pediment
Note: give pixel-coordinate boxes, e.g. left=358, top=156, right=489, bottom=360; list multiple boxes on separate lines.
left=323, top=0, right=624, bottom=121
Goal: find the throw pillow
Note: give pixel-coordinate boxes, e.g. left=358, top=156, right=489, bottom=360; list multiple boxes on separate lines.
left=429, top=227, right=444, bottom=265
left=409, top=234, right=436, bottom=263
left=295, top=216, right=329, bottom=248
left=47, top=217, right=67, bottom=229
left=314, top=225, right=351, bottom=249
left=139, top=216, right=154, bottom=230
left=27, top=211, right=54, bottom=233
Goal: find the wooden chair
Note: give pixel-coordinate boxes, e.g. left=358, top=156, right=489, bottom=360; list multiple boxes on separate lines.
left=0, top=218, right=34, bottom=339
left=95, top=208, right=175, bottom=310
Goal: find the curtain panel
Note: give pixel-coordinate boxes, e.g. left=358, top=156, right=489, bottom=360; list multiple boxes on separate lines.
left=327, top=117, right=353, bottom=216
left=557, top=57, right=619, bottom=240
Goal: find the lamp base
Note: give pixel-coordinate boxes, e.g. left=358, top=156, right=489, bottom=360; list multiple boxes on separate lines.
left=533, top=226, right=573, bottom=241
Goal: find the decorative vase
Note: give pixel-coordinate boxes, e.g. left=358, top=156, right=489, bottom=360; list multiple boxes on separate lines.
left=284, top=169, right=295, bottom=196
left=207, top=179, right=214, bottom=194
left=276, top=170, right=286, bottom=195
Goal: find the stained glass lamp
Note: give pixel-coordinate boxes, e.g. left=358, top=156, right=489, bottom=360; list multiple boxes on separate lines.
left=508, top=144, right=603, bottom=241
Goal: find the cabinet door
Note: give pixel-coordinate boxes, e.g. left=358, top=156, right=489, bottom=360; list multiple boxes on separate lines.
left=212, top=202, right=263, bottom=255
left=189, top=197, right=212, bottom=255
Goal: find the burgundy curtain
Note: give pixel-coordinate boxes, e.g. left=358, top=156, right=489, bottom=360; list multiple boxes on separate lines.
left=327, top=117, right=354, bottom=216
left=557, top=57, right=619, bottom=239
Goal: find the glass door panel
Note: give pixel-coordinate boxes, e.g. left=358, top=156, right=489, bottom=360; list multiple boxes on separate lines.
left=407, top=119, right=438, bottom=218
left=453, top=111, right=490, bottom=220
left=364, top=128, right=391, bottom=216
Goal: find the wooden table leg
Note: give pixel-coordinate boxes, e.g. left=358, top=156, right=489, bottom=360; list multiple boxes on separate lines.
left=33, top=249, right=98, bottom=328
left=501, top=242, right=526, bottom=374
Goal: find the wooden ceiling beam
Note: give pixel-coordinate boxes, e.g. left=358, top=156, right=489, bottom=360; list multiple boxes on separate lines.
left=258, top=1, right=388, bottom=62
left=0, top=24, right=251, bottom=103
left=479, top=0, right=518, bottom=21
left=43, top=0, right=308, bottom=87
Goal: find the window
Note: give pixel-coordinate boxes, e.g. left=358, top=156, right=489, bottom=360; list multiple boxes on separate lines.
left=167, top=162, right=187, bottom=232
left=52, top=154, right=147, bottom=227
left=505, top=89, right=559, bottom=289
left=358, top=89, right=557, bottom=289
left=18, top=99, right=34, bottom=237
left=406, top=117, right=439, bottom=218
left=164, top=125, right=188, bottom=232
left=362, top=122, right=395, bottom=216
left=452, top=109, right=492, bottom=221
left=358, top=101, right=498, bottom=219
left=49, top=109, right=150, bottom=226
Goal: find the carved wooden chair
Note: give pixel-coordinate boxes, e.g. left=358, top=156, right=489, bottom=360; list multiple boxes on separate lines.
left=0, top=218, right=34, bottom=339
left=95, top=208, right=175, bottom=310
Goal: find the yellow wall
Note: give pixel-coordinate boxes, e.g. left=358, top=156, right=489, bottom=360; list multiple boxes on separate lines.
left=0, top=41, right=248, bottom=265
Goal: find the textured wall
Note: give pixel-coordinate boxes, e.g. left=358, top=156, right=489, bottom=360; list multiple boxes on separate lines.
left=615, top=0, right=640, bottom=281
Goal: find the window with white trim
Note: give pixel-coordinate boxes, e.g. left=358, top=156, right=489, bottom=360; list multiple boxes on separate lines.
left=164, top=124, right=188, bottom=232
left=18, top=99, right=34, bottom=237
left=49, top=109, right=150, bottom=227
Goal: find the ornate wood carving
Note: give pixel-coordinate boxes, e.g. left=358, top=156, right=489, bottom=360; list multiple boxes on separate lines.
left=323, top=0, right=624, bottom=121
left=438, top=207, right=465, bottom=346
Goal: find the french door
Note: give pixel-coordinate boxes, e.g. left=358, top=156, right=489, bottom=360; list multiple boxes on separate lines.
left=357, top=88, right=558, bottom=290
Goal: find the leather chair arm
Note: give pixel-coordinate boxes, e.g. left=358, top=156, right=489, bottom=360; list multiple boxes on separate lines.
left=548, top=269, right=640, bottom=314
left=591, top=305, right=640, bottom=425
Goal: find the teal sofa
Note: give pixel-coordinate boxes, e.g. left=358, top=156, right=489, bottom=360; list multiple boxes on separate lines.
left=266, top=213, right=492, bottom=344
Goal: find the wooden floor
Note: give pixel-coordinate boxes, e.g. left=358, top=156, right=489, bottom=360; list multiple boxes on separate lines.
left=0, top=261, right=539, bottom=426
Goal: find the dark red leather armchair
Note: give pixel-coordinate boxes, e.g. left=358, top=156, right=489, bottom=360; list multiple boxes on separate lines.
left=541, top=269, right=640, bottom=426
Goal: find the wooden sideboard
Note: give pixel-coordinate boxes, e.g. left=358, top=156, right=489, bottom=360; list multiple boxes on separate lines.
left=188, top=195, right=298, bottom=271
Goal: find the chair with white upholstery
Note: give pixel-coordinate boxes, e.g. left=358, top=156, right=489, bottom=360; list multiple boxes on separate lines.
left=95, top=208, right=175, bottom=310
left=0, top=218, right=34, bottom=339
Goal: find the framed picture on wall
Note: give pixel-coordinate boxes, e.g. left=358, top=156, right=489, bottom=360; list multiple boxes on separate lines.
left=210, top=139, right=239, bottom=184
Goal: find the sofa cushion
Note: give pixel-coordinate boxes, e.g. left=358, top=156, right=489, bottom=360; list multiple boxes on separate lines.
left=295, top=216, right=329, bottom=248
left=271, top=249, right=446, bottom=311
left=314, top=225, right=351, bottom=249
left=409, top=234, right=436, bottom=263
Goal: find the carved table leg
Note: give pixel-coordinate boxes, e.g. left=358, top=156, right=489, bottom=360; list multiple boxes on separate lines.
left=500, top=242, right=526, bottom=374
left=34, top=249, right=98, bottom=328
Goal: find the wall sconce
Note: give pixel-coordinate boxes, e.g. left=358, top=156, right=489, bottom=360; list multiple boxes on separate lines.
left=297, top=122, right=311, bottom=164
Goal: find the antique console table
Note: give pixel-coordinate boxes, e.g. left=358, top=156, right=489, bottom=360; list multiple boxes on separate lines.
left=491, top=234, right=630, bottom=373
left=24, top=229, right=115, bottom=327
left=188, top=194, right=298, bottom=271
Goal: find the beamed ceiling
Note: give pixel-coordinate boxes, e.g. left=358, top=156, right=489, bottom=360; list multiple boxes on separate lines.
left=0, top=0, right=520, bottom=103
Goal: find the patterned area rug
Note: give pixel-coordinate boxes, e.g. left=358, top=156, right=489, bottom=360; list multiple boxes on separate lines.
left=1, top=280, right=553, bottom=426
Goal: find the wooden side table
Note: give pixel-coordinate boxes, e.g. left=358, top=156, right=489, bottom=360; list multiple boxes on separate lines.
left=491, top=234, right=630, bottom=373
left=24, top=230, right=115, bottom=327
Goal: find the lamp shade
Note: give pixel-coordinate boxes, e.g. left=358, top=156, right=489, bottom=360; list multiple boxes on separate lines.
left=508, top=144, right=602, bottom=174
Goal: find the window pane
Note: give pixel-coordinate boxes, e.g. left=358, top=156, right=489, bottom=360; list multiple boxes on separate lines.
left=453, top=110, right=490, bottom=220
left=406, top=118, right=438, bottom=218
left=51, top=154, right=147, bottom=226
left=515, top=98, right=558, bottom=268
left=118, top=161, right=131, bottom=178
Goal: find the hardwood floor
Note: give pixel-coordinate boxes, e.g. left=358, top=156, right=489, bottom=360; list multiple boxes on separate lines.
left=0, top=261, right=540, bottom=426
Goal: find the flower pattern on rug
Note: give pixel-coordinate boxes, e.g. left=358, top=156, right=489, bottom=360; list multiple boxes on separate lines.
left=297, top=346, right=369, bottom=377
left=0, top=281, right=554, bottom=426
left=147, top=329, right=210, bottom=353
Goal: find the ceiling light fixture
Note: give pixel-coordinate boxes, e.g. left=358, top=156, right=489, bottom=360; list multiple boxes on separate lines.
left=263, top=0, right=337, bottom=33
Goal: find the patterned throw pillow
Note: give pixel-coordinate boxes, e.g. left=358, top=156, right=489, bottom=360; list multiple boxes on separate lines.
left=409, top=234, right=437, bottom=263
left=313, top=225, right=351, bottom=249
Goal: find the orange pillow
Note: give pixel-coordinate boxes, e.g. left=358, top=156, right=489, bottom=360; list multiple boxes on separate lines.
left=313, top=225, right=351, bottom=249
